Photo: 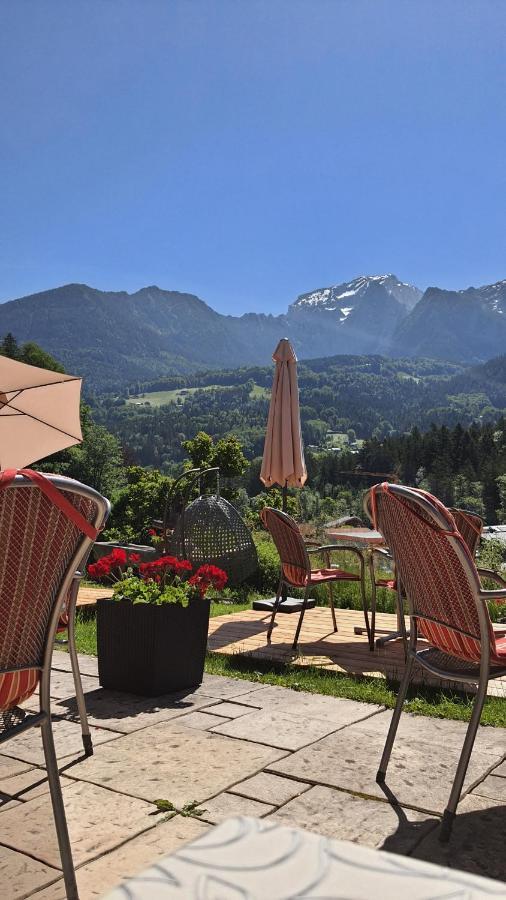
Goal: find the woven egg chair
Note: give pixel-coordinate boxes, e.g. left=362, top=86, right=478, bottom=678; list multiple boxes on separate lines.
left=168, top=468, right=258, bottom=587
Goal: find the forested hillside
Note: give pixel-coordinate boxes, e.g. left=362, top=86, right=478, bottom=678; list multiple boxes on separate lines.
left=96, top=353, right=506, bottom=469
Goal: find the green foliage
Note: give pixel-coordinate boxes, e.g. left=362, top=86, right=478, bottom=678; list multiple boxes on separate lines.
left=113, top=577, right=192, bottom=607
left=246, top=535, right=280, bottom=594
left=0, top=332, right=66, bottom=372
left=105, top=466, right=172, bottom=543
left=151, top=799, right=206, bottom=821
left=19, top=341, right=66, bottom=372
left=182, top=431, right=248, bottom=477
left=63, top=424, right=124, bottom=498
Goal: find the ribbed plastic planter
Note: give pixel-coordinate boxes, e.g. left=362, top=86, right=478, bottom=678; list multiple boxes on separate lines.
left=97, top=597, right=210, bottom=695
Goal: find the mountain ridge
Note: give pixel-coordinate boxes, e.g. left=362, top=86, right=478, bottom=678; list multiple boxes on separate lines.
left=1, top=274, right=506, bottom=391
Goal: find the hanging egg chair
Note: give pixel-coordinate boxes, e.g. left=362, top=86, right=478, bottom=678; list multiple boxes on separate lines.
left=166, top=468, right=258, bottom=587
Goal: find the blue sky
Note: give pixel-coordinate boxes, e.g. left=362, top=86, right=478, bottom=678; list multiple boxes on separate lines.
left=1, top=1, right=505, bottom=314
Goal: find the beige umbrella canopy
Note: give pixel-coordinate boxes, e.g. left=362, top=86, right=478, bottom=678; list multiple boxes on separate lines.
left=260, top=338, right=307, bottom=498
left=0, top=356, right=83, bottom=469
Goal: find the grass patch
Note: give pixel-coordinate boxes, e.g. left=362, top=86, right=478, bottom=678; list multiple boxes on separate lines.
left=205, top=652, right=506, bottom=729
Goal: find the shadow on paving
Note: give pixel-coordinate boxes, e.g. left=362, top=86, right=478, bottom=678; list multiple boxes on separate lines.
left=57, top=686, right=206, bottom=720
left=208, top=616, right=273, bottom=650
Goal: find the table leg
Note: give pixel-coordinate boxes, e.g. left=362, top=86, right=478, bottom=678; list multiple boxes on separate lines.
left=353, top=549, right=375, bottom=651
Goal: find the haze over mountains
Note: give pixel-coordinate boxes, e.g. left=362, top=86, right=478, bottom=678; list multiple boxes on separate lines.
left=1, top=274, right=506, bottom=391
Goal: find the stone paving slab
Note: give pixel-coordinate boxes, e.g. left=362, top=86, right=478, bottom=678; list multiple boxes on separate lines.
left=0, top=844, right=60, bottom=899
left=270, top=784, right=438, bottom=853
left=53, top=687, right=220, bottom=733
left=51, top=651, right=99, bottom=677
left=0, top=780, right=155, bottom=869
left=492, top=759, right=506, bottom=777
left=472, top=773, right=506, bottom=802
left=34, top=670, right=101, bottom=700
left=30, top=815, right=208, bottom=900
left=358, top=708, right=506, bottom=757
left=64, top=721, right=287, bottom=807
left=197, top=674, right=266, bottom=700
left=235, top=684, right=384, bottom=725
left=229, top=772, right=311, bottom=806
left=413, top=793, right=506, bottom=882
left=199, top=791, right=274, bottom=824
left=205, top=701, right=258, bottom=718
left=267, top=720, right=502, bottom=815
left=0, top=757, right=33, bottom=780
left=0, top=768, right=75, bottom=804
left=210, top=708, right=347, bottom=750
left=174, top=710, right=230, bottom=730
left=0, top=796, right=20, bottom=814
left=0, top=717, right=121, bottom=766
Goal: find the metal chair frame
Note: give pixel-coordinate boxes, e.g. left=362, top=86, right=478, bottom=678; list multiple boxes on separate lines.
left=366, top=483, right=506, bottom=842
left=261, top=507, right=369, bottom=650
left=55, top=569, right=95, bottom=756
left=0, top=474, right=109, bottom=900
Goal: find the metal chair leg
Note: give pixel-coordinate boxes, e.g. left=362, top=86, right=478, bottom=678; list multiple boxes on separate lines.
left=440, top=672, right=489, bottom=843
left=377, top=652, right=415, bottom=783
left=357, top=554, right=372, bottom=648
left=40, top=716, right=79, bottom=899
left=328, top=582, right=338, bottom=632
left=68, top=611, right=93, bottom=757
left=367, top=551, right=377, bottom=651
left=267, top=579, right=283, bottom=642
left=66, top=576, right=93, bottom=756
left=292, top=586, right=311, bottom=650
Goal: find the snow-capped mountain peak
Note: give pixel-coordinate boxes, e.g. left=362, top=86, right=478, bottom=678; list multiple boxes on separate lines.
left=291, top=274, right=422, bottom=315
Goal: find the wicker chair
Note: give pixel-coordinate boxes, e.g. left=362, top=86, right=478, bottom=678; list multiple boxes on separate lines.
left=0, top=470, right=109, bottom=899
left=170, top=468, right=257, bottom=587
left=260, top=507, right=369, bottom=650
left=365, top=483, right=506, bottom=841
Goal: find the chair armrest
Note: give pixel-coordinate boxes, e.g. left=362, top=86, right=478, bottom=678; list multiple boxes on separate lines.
left=479, top=588, right=506, bottom=603
left=477, top=568, right=506, bottom=589
left=372, top=547, right=392, bottom=560
left=308, top=544, right=365, bottom=569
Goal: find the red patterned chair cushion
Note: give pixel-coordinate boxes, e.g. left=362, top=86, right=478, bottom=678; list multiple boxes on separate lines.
left=0, top=669, right=39, bottom=709
left=420, top=622, right=506, bottom=666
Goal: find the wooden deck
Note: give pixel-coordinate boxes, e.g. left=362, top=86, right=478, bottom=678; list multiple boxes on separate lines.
left=207, top=606, right=506, bottom=697
left=77, top=585, right=112, bottom=607
left=77, top=587, right=505, bottom=697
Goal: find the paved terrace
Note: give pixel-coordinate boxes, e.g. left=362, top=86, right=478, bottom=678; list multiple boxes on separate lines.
left=0, top=647, right=505, bottom=898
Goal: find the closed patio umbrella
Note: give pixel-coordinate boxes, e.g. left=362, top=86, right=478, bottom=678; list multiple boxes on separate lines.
left=260, top=337, right=307, bottom=503
left=257, top=338, right=308, bottom=613
left=0, top=356, right=83, bottom=469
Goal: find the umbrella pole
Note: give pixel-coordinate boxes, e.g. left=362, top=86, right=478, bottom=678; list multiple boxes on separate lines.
left=281, top=481, right=288, bottom=605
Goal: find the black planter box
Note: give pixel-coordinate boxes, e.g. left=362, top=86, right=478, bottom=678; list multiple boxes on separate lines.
left=97, top=597, right=210, bottom=695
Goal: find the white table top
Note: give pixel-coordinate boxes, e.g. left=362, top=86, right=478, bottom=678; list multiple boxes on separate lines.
left=104, top=816, right=504, bottom=899
left=326, top=526, right=386, bottom=547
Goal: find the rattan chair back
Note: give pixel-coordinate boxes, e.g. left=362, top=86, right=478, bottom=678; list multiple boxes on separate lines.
left=260, top=507, right=311, bottom=588
left=365, top=483, right=496, bottom=664
left=449, top=508, right=483, bottom=557
left=0, top=474, right=109, bottom=707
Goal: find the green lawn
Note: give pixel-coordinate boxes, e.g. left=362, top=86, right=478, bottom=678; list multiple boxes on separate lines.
left=127, top=382, right=269, bottom=408
left=69, top=605, right=506, bottom=728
